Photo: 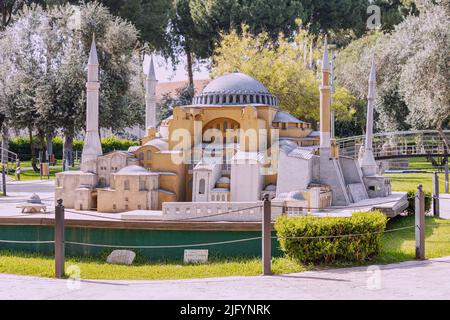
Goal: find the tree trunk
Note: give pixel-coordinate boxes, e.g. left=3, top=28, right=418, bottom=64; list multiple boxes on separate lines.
left=46, top=132, right=53, bottom=163
left=37, top=129, right=47, bottom=164
left=1, top=123, right=9, bottom=164
left=185, top=44, right=194, bottom=89
left=1, top=4, right=12, bottom=30
left=63, top=133, right=73, bottom=170
left=28, top=126, right=38, bottom=172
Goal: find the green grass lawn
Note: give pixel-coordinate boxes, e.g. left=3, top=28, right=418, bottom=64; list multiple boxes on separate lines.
left=5, top=158, right=81, bottom=181
left=7, top=166, right=79, bottom=181
left=407, top=156, right=433, bottom=169
left=386, top=172, right=446, bottom=194
left=0, top=216, right=449, bottom=280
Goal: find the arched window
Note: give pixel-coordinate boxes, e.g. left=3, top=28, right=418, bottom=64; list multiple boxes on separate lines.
left=199, top=179, right=206, bottom=195
left=124, top=180, right=130, bottom=191
left=250, top=95, right=254, bottom=103
left=236, top=95, right=241, bottom=103
left=215, top=95, right=220, bottom=103
left=262, top=95, right=266, bottom=104
left=146, top=151, right=152, bottom=160
left=256, top=95, right=260, bottom=103
left=211, top=195, right=215, bottom=201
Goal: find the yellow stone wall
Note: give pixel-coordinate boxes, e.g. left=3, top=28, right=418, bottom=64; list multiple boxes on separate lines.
left=134, top=103, right=319, bottom=204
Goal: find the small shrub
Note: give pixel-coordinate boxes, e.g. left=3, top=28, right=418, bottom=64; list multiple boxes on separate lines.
left=274, top=211, right=387, bottom=263
left=406, top=190, right=431, bottom=215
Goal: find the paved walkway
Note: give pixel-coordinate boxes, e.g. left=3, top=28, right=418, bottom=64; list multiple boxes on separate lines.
left=1, top=256, right=449, bottom=300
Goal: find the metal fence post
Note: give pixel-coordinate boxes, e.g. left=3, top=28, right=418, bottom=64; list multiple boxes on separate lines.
left=55, top=199, right=65, bottom=278
left=262, top=195, right=272, bottom=275
left=1, top=164, right=6, bottom=196
left=445, top=160, right=449, bottom=193
left=415, top=184, right=425, bottom=260
left=433, top=171, right=440, bottom=218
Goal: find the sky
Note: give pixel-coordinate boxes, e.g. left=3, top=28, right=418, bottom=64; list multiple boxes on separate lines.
left=143, top=54, right=211, bottom=83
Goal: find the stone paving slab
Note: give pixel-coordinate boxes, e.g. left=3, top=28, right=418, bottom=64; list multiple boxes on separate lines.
left=1, top=256, right=449, bottom=300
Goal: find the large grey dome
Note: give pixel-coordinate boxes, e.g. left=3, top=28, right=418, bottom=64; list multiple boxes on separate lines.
left=193, top=71, right=278, bottom=107
left=203, top=72, right=269, bottom=94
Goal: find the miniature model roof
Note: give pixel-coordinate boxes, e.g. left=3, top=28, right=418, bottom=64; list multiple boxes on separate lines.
left=144, top=138, right=169, bottom=150
left=277, top=191, right=306, bottom=201
left=279, top=140, right=314, bottom=160
left=146, top=55, right=157, bottom=81
left=27, top=193, right=42, bottom=204
left=192, top=71, right=279, bottom=107
left=212, top=188, right=230, bottom=192
left=273, top=110, right=304, bottom=124
left=203, top=72, right=268, bottom=93
left=88, top=38, right=98, bottom=65
left=127, top=146, right=140, bottom=153
left=193, top=158, right=221, bottom=171
left=231, top=151, right=266, bottom=163
left=99, top=150, right=134, bottom=157
left=116, top=165, right=153, bottom=175
left=217, top=176, right=230, bottom=184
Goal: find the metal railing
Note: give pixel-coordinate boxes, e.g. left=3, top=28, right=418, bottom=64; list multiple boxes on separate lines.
left=337, top=130, right=450, bottom=159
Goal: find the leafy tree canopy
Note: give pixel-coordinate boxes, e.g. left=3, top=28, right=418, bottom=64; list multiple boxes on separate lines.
left=336, top=0, right=450, bottom=141
left=211, top=24, right=357, bottom=125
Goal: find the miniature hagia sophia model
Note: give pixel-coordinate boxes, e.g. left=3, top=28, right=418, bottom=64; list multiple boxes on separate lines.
left=55, top=38, right=405, bottom=217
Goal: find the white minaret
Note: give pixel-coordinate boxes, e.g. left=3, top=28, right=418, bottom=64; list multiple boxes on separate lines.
left=319, top=37, right=332, bottom=152
left=81, top=37, right=102, bottom=173
left=360, top=58, right=378, bottom=176
left=145, top=55, right=157, bottom=129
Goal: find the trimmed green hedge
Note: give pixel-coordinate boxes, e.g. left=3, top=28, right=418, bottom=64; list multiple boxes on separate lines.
left=406, top=190, right=431, bottom=215
left=9, top=136, right=139, bottom=161
left=274, top=211, right=387, bottom=263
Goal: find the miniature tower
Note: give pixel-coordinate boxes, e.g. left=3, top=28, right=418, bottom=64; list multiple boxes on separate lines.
left=145, top=55, right=157, bottom=130
left=360, top=58, right=378, bottom=176
left=319, top=38, right=332, bottom=155
left=81, top=37, right=102, bottom=173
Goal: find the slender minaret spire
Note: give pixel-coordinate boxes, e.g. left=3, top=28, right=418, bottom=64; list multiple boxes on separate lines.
left=145, top=55, right=157, bottom=129
left=81, top=36, right=102, bottom=173
left=319, top=37, right=332, bottom=152
left=361, top=58, right=378, bottom=176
